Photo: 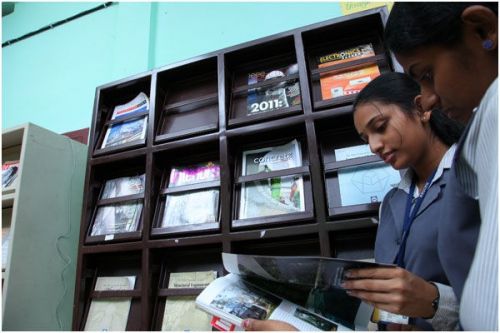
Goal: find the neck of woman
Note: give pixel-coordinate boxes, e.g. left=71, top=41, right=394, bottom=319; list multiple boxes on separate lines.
left=413, top=139, right=449, bottom=192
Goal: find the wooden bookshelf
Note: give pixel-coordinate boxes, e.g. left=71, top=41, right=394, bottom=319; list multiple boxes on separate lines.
left=73, top=7, right=395, bottom=330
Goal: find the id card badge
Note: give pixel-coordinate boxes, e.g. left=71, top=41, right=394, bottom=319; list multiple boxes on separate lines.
left=371, top=308, right=409, bottom=325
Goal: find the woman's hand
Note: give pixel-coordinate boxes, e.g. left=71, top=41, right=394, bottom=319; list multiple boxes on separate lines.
left=242, top=319, right=298, bottom=331
left=341, top=267, right=438, bottom=318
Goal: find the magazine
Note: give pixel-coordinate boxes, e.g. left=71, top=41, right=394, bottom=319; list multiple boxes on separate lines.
left=161, top=271, right=217, bottom=331
left=247, top=64, right=301, bottom=116
left=84, top=276, right=136, bottom=331
left=169, top=161, right=220, bottom=187
left=196, top=253, right=391, bottom=331
left=335, top=145, right=401, bottom=206
left=101, top=174, right=145, bottom=199
left=2, top=160, right=20, bottom=190
left=111, top=92, right=149, bottom=120
left=320, top=64, right=380, bottom=100
left=101, top=117, right=148, bottom=149
left=161, top=189, right=220, bottom=228
left=91, top=202, right=143, bottom=236
left=318, top=44, right=375, bottom=68
left=239, top=139, right=305, bottom=219
left=101, top=92, right=149, bottom=149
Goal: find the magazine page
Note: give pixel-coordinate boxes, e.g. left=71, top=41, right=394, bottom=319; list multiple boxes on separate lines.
left=196, top=273, right=349, bottom=331
left=222, top=253, right=391, bottom=330
left=247, top=64, right=301, bottom=116
left=335, top=144, right=401, bottom=206
left=239, top=139, right=305, bottom=219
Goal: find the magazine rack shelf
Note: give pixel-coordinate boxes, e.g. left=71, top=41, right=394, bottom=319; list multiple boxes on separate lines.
left=74, top=7, right=395, bottom=330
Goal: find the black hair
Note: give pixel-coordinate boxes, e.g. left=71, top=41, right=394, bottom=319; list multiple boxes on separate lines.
left=353, top=72, right=464, bottom=146
left=385, top=2, right=498, bottom=54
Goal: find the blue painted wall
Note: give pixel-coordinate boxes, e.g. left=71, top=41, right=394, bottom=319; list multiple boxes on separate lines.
left=3, top=2, right=345, bottom=134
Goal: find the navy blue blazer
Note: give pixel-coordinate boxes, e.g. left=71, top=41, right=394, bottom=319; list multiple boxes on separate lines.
left=375, top=169, right=451, bottom=330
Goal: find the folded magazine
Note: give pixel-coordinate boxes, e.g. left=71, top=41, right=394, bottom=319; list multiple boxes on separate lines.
left=196, top=253, right=393, bottom=331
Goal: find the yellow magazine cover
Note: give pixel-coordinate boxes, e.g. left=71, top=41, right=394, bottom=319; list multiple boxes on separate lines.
left=320, top=64, right=381, bottom=100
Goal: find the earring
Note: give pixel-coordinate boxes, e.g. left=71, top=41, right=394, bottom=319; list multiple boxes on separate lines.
left=483, top=39, right=494, bottom=50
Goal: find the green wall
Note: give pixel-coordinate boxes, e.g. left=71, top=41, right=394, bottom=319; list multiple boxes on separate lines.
left=3, top=2, right=343, bottom=134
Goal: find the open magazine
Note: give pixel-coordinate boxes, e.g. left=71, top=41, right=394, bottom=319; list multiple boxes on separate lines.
left=197, top=253, right=393, bottom=331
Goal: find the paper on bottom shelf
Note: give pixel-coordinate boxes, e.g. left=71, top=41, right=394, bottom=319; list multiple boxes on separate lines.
left=84, top=297, right=132, bottom=331
left=162, top=296, right=213, bottom=331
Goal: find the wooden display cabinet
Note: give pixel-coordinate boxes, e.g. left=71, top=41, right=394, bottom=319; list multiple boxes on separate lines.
left=73, top=7, right=395, bottom=330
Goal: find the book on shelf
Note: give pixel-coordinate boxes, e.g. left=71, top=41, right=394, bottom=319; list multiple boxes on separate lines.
left=84, top=276, right=136, bottom=331
left=101, top=174, right=145, bottom=199
left=91, top=202, right=143, bottom=237
left=246, top=64, right=301, bottom=116
left=2, top=225, right=11, bottom=270
left=101, top=92, right=149, bottom=149
left=318, top=44, right=375, bottom=68
left=196, top=253, right=391, bottom=331
left=2, top=160, right=19, bottom=190
left=335, top=144, right=401, bottom=206
left=239, top=139, right=305, bottom=220
left=320, top=64, right=380, bottom=101
left=160, top=162, right=221, bottom=228
left=169, top=161, right=220, bottom=187
left=161, top=271, right=217, bottom=331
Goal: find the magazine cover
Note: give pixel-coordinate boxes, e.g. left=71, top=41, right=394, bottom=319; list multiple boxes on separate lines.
left=2, top=160, right=20, bottom=189
left=101, top=174, right=145, bottom=199
left=161, top=189, right=219, bottom=228
left=161, top=271, right=217, bottom=331
left=196, top=253, right=386, bottom=331
left=111, top=92, right=149, bottom=120
left=320, top=64, right=380, bottom=100
left=335, top=145, right=401, bottom=206
left=239, top=139, right=305, bottom=219
left=318, top=44, right=375, bottom=68
left=247, top=64, right=301, bottom=116
left=91, top=202, right=143, bottom=236
left=169, top=161, right=220, bottom=187
left=101, top=116, right=148, bottom=149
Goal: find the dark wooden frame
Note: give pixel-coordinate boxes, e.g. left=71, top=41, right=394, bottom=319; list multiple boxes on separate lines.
left=73, top=7, right=395, bottom=330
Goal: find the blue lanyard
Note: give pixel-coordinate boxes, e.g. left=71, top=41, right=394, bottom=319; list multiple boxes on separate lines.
left=394, top=169, right=438, bottom=268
